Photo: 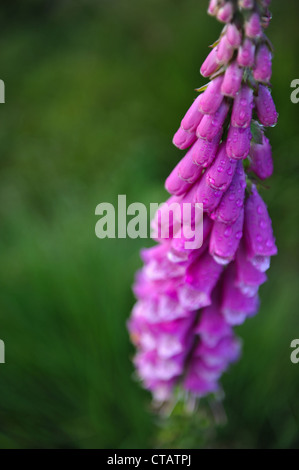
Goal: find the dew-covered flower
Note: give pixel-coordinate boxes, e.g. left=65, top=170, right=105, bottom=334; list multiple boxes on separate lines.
left=253, top=44, right=272, bottom=83
left=237, top=38, right=255, bottom=67
left=128, top=0, right=277, bottom=405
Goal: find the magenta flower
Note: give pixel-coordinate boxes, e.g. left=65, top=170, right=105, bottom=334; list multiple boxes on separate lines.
left=226, top=125, right=252, bottom=160
left=253, top=44, right=272, bottom=83
left=173, top=126, right=197, bottom=150
left=206, top=142, right=237, bottom=192
left=221, top=61, right=243, bottom=98
left=181, top=94, right=204, bottom=132
left=211, top=161, right=246, bottom=224
left=191, top=131, right=222, bottom=168
left=201, top=47, right=220, bottom=77
left=216, top=35, right=234, bottom=65
left=226, top=24, right=242, bottom=48
left=197, top=100, right=229, bottom=141
left=249, top=135, right=273, bottom=180
left=245, top=12, right=262, bottom=38
left=217, top=3, right=234, bottom=23
left=231, top=85, right=253, bottom=129
left=209, top=208, right=244, bottom=265
left=128, top=0, right=278, bottom=404
left=199, top=75, right=224, bottom=114
left=237, top=38, right=255, bottom=67
left=255, top=85, right=278, bottom=127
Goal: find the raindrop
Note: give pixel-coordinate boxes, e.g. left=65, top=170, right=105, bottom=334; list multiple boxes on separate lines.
left=257, top=205, right=263, bottom=215
left=259, top=220, right=266, bottom=229
left=224, top=226, right=232, bottom=237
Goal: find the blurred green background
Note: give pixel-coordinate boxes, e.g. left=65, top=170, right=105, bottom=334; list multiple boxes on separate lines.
left=0, top=0, right=298, bottom=449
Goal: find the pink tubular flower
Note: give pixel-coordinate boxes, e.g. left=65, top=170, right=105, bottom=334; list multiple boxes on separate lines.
left=195, top=332, right=241, bottom=368
left=206, top=142, right=237, bottom=191
left=211, top=161, right=246, bottom=224
left=235, top=241, right=267, bottom=297
left=170, top=221, right=212, bottom=264
left=237, top=38, right=255, bottom=67
left=226, top=125, right=252, bottom=160
left=245, top=12, right=262, bottom=38
left=201, top=47, right=220, bottom=78
left=181, top=95, right=204, bottom=133
left=199, top=75, right=224, bottom=114
left=191, top=131, right=222, bottom=167
left=208, top=0, right=220, bottom=16
left=182, top=250, right=223, bottom=308
left=173, top=126, right=197, bottom=150
left=217, top=2, right=234, bottom=23
left=184, top=333, right=241, bottom=395
left=195, top=175, right=223, bottom=213
left=253, top=44, right=272, bottom=83
left=226, top=24, right=242, bottom=48
left=231, top=85, right=253, bottom=128
left=197, top=100, right=229, bottom=141
left=244, top=185, right=277, bottom=264
left=209, top=208, right=244, bottom=264
left=216, top=35, right=234, bottom=64
left=196, top=303, right=232, bottom=348
left=255, top=84, right=278, bottom=127
left=221, top=61, right=243, bottom=97
left=249, top=135, right=273, bottom=180
left=129, top=0, right=278, bottom=404
left=221, top=265, right=260, bottom=325
left=165, top=150, right=203, bottom=196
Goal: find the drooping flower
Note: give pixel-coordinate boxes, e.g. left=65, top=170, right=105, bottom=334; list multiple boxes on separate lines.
left=128, top=0, right=277, bottom=404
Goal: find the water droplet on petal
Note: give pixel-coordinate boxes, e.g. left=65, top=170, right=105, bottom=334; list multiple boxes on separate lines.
left=259, top=220, right=266, bottom=229
left=235, top=231, right=243, bottom=240
left=224, top=226, right=232, bottom=237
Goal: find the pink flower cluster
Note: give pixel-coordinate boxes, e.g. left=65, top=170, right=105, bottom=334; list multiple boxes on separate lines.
left=128, top=0, right=277, bottom=403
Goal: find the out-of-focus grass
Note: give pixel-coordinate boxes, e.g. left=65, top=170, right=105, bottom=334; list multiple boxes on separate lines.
left=0, top=0, right=298, bottom=448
